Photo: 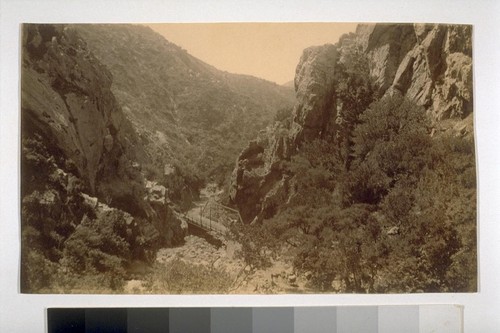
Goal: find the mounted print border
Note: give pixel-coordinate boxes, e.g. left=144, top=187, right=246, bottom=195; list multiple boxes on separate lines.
left=20, top=22, right=476, bottom=294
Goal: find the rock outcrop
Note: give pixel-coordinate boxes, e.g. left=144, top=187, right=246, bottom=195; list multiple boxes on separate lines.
left=230, top=23, right=473, bottom=224
left=144, top=181, right=188, bottom=246
left=21, top=24, right=185, bottom=256
left=21, top=24, right=137, bottom=193
left=229, top=124, right=292, bottom=223
left=291, top=44, right=338, bottom=142
left=356, top=24, right=417, bottom=95
left=230, top=44, right=339, bottom=223
left=358, top=23, right=473, bottom=120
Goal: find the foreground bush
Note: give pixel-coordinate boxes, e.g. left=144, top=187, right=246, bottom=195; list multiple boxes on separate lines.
left=143, top=258, right=232, bottom=294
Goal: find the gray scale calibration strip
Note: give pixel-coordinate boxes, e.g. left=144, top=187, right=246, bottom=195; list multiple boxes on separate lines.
left=47, top=305, right=463, bottom=333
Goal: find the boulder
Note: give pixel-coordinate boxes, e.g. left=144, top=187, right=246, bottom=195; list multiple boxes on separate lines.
left=145, top=181, right=167, bottom=205
left=387, top=226, right=400, bottom=236
left=144, top=180, right=187, bottom=246
left=81, top=193, right=98, bottom=209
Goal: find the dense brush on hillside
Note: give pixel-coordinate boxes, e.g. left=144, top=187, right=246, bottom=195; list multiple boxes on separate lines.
left=230, top=24, right=476, bottom=293
left=75, top=24, right=295, bottom=187
left=20, top=23, right=295, bottom=293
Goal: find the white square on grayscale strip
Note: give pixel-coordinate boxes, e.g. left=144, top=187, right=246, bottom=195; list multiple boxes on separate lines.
left=378, top=306, right=419, bottom=333
left=419, top=305, right=463, bottom=333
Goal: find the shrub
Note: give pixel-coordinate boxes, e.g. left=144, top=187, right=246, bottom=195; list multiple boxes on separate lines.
left=144, top=258, right=232, bottom=294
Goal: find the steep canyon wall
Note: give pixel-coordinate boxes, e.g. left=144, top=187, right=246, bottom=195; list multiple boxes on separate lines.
left=230, top=23, right=473, bottom=224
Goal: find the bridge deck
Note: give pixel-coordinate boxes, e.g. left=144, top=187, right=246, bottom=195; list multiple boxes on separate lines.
left=182, top=198, right=240, bottom=235
left=184, top=211, right=228, bottom=234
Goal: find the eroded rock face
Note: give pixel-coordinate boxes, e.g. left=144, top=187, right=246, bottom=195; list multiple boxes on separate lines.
left=229, top=124, right=292, bottom=223
left=230, top=45, right=339, bottom=223
left=230, top=23, right=473, bottom=224
left=21, top=24, right=140, bottom=193
left=356, top=24, right=417, bottom=94
left=358, top=23, right=473, bottom=120
left=21, top=24, right=185, bottom=250
left=144, top=181, right=187, bottom=246
left=291, top=44, right=338, bottom=142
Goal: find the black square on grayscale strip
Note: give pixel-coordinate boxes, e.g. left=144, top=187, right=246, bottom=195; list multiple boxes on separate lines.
left=48, top=308, right=86, bottom=333
left=85, top=308, right=128, bottom=333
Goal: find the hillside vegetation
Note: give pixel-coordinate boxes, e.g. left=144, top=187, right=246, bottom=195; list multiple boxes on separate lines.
left=20, top=23, right=295, bottom=293
left=75, top=24, right=295, bottom=187
left=230, top=24, right=476, bottom=293
left=20, top=23, right=476, bottom=294
left=20, top=24, right=177, bottom=292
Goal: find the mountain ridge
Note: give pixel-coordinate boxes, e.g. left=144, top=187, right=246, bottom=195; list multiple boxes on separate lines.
left=74, top=24, right=295, bottom=186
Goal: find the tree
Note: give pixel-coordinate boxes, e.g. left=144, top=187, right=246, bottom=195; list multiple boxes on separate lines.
left=332, top=41, right=375, bottom=169
left=235, top=67, right=476, bottom=293
left=342, top=95, right=432, bottom=205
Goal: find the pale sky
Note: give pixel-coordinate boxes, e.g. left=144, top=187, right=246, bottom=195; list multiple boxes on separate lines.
left=147, top=23, right=357, bottom=85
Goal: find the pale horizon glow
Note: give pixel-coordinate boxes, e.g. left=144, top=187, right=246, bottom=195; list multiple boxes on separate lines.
left=146, top=23, right=358, bottom=85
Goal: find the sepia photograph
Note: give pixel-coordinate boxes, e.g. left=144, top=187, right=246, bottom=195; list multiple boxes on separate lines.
left=20, top=22, right=476, bottom=294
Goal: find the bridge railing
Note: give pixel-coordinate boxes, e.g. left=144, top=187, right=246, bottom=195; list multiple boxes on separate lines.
left=183, top=200, right=240, bottom=235
left=200, top=200, right=242, bottom=227
left=183, top=213, right=213, bottom=232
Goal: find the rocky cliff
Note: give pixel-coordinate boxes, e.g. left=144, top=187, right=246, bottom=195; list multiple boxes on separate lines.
left=291, top=44, right=339, bottom=143
left=230, top=23, right=473, bottom=224
left=229, top=44, right=340, bottom=223
left=358, top=23, right=473, bottom=121
left=22, top=24, right=132, bottom=193
left=21, top=24, right=186, bottom=292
